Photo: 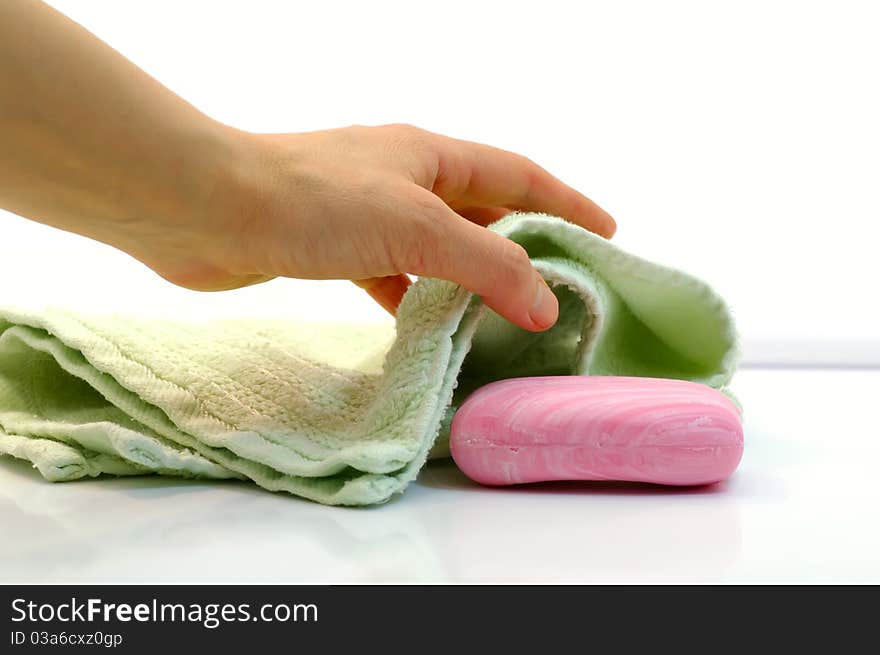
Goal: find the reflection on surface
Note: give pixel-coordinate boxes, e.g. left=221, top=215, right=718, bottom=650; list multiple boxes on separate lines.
left=0, top=453, right=741, bottom=584
left=416, top=461, right=742, bottom=583
left=6, top=369, right=880, bottom=583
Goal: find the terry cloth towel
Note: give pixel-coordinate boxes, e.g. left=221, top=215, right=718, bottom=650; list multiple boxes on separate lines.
left=0, top=213, right=739, bottom=505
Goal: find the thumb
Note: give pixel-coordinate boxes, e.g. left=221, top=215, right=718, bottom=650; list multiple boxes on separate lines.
left=401, top=199, right=558, bottom=331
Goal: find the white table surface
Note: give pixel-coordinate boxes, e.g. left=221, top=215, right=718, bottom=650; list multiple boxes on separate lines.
left=2, top=367, right=878, bottom=584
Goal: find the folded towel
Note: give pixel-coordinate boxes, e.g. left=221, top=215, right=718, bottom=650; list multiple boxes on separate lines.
left=0, top=213, right=739, bottom=505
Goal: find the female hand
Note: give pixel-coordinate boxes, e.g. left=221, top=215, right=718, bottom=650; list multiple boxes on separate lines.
left=1, top=1, right=615, bottom=332
left=168, top=124, right=616, bottom=331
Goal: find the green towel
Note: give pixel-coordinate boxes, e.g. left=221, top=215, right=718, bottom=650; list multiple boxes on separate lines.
left=0, top=213, right=739, bottom=505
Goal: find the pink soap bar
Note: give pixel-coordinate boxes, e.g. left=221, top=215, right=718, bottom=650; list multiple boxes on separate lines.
left=450, top=376, right=743, bottom=487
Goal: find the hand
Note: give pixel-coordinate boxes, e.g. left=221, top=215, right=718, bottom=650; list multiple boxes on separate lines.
left=141, top=124, right=616, bottom=331
left=0, top=2, right=615, bottom=332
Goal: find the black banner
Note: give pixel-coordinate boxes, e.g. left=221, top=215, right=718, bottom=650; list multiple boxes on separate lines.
left=0, top=585, right=874, bottom=652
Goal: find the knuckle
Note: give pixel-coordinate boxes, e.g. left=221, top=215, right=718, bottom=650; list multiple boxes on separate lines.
left=499, top=241, right=532, bottom=279
left=517, top=156, right=551, bottom=191
left=395, top=194, right=447, bottom=276
left=378, top=124, right=439, bottom=185
left=385, top=122, right=422, bottom=136
left=526, top=162, right=551, bottom=189
left=384, top=123, right=434, bottom=153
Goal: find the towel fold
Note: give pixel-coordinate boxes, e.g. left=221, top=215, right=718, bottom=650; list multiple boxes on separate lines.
left=0, top=213, right=739, bottom=505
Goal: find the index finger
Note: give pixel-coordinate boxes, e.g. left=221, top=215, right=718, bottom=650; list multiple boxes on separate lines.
left=430, top=137, right=617, bottom=238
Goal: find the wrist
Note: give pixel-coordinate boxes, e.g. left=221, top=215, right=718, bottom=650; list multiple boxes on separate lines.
left=197, top=128, right=313, bottom=278
left=105, top=120, right=253, bottom=269
left=195, top=127, right=282, bottom=275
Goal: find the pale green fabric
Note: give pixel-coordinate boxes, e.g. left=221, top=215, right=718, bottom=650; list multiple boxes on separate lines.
left=0, top=213, right=739, bottom=505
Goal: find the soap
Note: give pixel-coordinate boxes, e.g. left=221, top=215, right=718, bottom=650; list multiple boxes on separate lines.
left=450, top=376, right=743, bottom=487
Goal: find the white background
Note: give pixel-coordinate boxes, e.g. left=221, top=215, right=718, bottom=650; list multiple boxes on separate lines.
left=2, top=0, right=880, bottom=585
left=2, top=0, right=878, bottom=364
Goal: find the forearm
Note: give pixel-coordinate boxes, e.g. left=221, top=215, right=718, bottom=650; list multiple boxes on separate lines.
left=0, top=0, right=236, bottom=252
left=0, top=1, right=613, bottom=329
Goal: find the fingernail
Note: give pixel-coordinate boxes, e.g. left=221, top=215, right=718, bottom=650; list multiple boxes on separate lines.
left=529, top=271, right=558, bottom=329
